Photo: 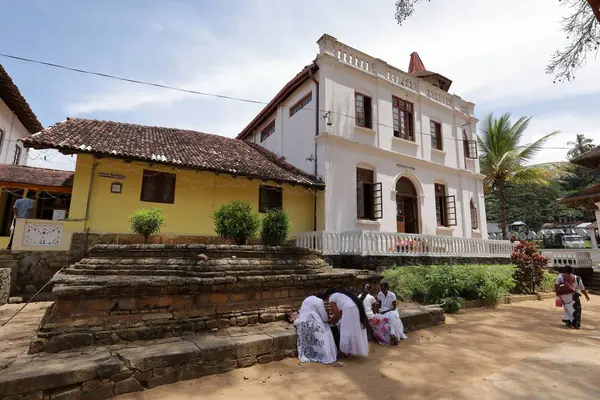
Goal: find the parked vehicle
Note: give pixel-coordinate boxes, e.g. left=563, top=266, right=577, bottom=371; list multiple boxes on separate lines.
left=561, top=235, right=585, bottom=249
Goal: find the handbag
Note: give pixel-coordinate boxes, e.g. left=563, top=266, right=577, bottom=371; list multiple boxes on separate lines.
left=555, top=296, right=563, bottom=307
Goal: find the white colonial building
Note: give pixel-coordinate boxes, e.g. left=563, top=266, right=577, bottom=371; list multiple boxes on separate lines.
left=239, top=34, right=503, bottom=256
left=0, top=64, right=42, bottom=165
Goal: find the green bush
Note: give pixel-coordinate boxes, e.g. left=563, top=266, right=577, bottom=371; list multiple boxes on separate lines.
left=213, top=200, right=260, bottom=245
left=129, top=207, right=165, bottom=243
left=539, top=272, right=558, bottom=292
left=260, top=209, right=290, bottom=246
left=382, top=264, right=516, bottom=313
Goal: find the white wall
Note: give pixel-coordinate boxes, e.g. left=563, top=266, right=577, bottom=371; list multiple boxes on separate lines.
left=248, top=79, right=318, bottom=175
left=319, top=136, right=487, bottom=238
left=0, top=100, right=29, bottom=165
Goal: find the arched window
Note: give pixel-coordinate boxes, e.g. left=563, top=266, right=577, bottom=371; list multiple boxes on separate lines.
left=396, top=177, right=417, bottom=197
left=396, top=177, right=419, bottom=234
left=470, top=199, right=478, bottom=230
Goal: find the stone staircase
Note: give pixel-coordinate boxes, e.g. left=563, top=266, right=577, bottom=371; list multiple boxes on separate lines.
left=34, top=244, right=380, bottom=353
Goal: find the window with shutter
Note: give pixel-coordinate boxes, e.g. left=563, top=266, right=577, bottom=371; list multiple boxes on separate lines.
left=430, top=120, right=443, bottom=150
left=140, top=170, right=176, bottom=204
left=470, top=199, right=478, bottom=230
left=392, top=96, right=414, bottom=141
left=463, top=129, right=478, bottom=159
left=259, top=185, right=283, bottom=213
left=355, top=92, right=372, bottom=129
left=434, top=183, right=456, bottom=227
left=12, top=146, right=21, bottom=165
left=356, top=167, right=382, bottom=220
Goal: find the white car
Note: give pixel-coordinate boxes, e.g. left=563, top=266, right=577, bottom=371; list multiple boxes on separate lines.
left=561, top=235, right=585, bottom=249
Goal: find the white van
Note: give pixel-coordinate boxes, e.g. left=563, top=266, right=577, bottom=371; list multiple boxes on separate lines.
left=561, top=235, right=585, bottom=249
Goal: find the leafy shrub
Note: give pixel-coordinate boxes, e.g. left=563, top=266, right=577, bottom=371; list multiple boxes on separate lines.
left=441, top=297, right=463, bottom=314
left=260, top=209, right=290, bottom=246
left=539, top=272, right=558, bottom=292
left=129, top=207, right=165, bottom=243
left=511, top=240, right=548, bottom=294
left=381, top=266, right=429, bottom=302
left=383, top=264, right=516, bottom=313
left=213, top=200, right=260, bottom=245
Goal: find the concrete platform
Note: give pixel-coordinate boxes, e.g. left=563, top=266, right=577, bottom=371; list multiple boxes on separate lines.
left=0, top=303, right=444, bottom=400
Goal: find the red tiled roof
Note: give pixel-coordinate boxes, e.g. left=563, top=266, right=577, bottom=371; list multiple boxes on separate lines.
left=0, top=64, right=43, bottom=134
left=408, top=52, right=426, bottom=73
left=22, top=118, right=324, bottom=188
left=237, top=63, right=318, bottom=140
left=0, top=164, right=73, bottom=188
left=557, top=182, right=600, bottom=206
left=571, top=146, right=600, bottom=169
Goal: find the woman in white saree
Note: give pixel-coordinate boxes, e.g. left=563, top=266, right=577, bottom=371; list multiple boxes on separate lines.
left=296, top=294, right=338, bottom=364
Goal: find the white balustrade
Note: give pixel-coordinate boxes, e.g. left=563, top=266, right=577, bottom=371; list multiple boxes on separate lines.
left=296, top=231, right=512, bottom=258
left=540, top=249, right=595, bottom=269
left=317, top=34, right=474, bottom=117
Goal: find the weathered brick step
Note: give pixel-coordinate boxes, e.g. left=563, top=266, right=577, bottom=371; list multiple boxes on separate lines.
left=72, top=260, right=326, bottom=271
left=63, top=268, right=322, bottom=277
left=87, top=244, right=321, bottom=261
left=0, top=307, right=444, bottom=399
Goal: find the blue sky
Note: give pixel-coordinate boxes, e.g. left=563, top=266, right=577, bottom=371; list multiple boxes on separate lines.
left=3, top=0, right=599, bottom=170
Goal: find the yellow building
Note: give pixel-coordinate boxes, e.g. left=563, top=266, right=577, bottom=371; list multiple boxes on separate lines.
left=18, top=118, right=323, bottom=249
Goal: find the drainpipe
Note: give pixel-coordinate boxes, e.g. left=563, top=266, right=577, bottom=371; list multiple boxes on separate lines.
left=310, top=70, right=319, bottom=232
left=67, top=160, right=98, bottom=224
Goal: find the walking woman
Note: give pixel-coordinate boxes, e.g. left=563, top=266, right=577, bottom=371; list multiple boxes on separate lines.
left=555, top=266, right=590, bottom=329
left=325, top=288, right=369, bottom=357
left=296, top=294, right=338, bottom=364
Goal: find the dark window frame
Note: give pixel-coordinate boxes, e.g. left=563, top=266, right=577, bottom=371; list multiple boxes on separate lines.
left=463, top=129, right=478, bottom=159
left=355, top=92, right=373, bottom=129
left=470, top=199, right=478, bottom=230
left=356, top=167, right=382, bottom=220
left=12, top=145, right=21, bottom=165
left=260, top=120, right=276, bottom=142
left=140, top=169, right=176, bottom=204
left=259, top=185, right=283, bottom=213
left=289, top=92, right=312, bottom=117
left=434, top=183, right=457, bottom=227
left=430, top=120, right=443, bottom=151
left=0, top=129, right=4, bottom=155
left=392, top=96, right=415, bottom=141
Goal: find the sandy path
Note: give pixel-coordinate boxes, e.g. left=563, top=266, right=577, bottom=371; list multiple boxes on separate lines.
left=115, top=296, right=600, bottom=400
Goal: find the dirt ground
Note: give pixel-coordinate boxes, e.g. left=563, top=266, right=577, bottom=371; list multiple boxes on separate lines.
left=114, top=296, right=600, bottom=400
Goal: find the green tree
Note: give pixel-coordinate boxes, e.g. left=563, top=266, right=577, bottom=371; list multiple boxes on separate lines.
left=394, top=0, right=600, bottom=82
left=478, top=113, right=565, bottom=239
left=567, top=134, right=595, bottom=159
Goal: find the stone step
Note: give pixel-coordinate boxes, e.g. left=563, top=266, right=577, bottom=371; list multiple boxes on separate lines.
left=87, top=244, right=320, bottom=261
left=0, top=307, right=444, bottom=399
left=62, top=268, right=324, bottom=278
left=0, top=259, right=18, bottom=267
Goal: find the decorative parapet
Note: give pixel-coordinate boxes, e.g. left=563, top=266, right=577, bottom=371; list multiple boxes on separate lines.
left=316, top=34, right=475, bottom=117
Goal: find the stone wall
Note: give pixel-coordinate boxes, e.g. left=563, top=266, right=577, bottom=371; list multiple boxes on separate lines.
left=33, top=244, right=380, bottom=353
left=0, top=268, right=9, bottom=305
left=9, top=251, right=72, bottom=295
left=326, top=254, right=513, bottom=271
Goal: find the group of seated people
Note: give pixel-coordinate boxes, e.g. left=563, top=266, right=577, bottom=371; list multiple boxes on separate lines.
left=294, top=282, right=407, bottom=364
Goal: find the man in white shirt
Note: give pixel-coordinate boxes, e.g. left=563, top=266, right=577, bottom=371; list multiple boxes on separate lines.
left=555, top=265, right=589, bottom=329
left=377, top=282, right=399, bottom=319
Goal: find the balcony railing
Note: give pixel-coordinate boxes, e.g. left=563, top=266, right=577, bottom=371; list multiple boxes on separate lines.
left=540, top=249, right=598, bottom=270
left=296, top=231, right=512, bottom=258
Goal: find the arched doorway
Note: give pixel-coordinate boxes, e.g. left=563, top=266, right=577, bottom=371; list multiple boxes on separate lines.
left=396, top=177, right=419, bottom=233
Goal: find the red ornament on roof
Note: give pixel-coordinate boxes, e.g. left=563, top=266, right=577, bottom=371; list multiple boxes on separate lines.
left=408, top=52, right=426, bottom=73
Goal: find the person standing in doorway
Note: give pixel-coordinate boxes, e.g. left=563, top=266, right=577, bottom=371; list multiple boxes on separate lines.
left=8, top=191, right=36, bottom=249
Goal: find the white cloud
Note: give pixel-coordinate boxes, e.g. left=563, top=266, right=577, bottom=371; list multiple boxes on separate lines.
left=60, top=0, right=600, bottom=167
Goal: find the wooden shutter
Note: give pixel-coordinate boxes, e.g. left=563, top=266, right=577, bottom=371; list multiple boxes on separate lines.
left=465, top=140, right=478, bottom=159
left=445, top=195, right=457, bottom=226
left=373, top=182, right=383, bottom=220
left=364, top=96, right=372, bottom=129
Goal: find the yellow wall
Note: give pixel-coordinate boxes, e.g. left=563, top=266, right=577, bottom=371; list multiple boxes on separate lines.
left=67, top=154, right=318, bottom=237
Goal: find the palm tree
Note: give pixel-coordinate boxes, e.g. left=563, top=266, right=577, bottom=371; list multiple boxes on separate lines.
left=478, top=113, right=567, bottom=239
left=567, top=134, right=595, bottom=160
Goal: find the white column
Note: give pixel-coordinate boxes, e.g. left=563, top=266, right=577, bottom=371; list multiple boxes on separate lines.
left=590, top=230, right=598, bottom=249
